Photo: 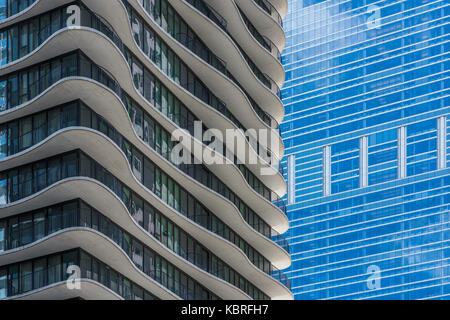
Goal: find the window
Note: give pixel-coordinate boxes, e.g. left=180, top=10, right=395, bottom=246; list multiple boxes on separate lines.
left=8, top=265, right=18, bottom=296
left=18, top=71, right=27, bottom=105
left=47, top=206, right=61, bottom=234
left=61, top=54, right=77, bottom=77
left=47, top=255, right=61, bottom=284
left=33, top=161, right=46, bottom=192
left=0, top=31, right=7, bottom=66
left=39, top=13, right=51, bottom=44
left=48, top=108, right=60, bottom=135
left=62, top=202, right=77, bottom=229
left=29, top=18, right=39, bottom=51
left=61, top=103, right=77, bottom=128
left=48, top=158, right=61, bottom=185
left=0, top=79, right=7, bottom=111
left=8, top=75, right=18, bottom=108
left=33, top=210, right=45, bottom=241
left=179, top=230, right=187, bottom=259
left=33, top=112, right=46, bottom=144
left=80, top=251, right=92, bottom=279
left=62, top=251, right=77, bottom=281
left=143, top=158, right=154, bottom=191
left=20, top=261, right=32, bottom=293
left=123, top=278, right=131, bottom=300
left=123, top=233, right=131, bottom=258
left=38, top=63, right=51, bottom=92
left=8, top=26, right=18, bottom=62
left=33, top=258, right=46, bottom=290
left=155, top=212, right=161, bottom=240
left=132, top=149, right=143, bottom=182
left=18, top=166, right=32, bottom=198
left=0, top=220, right=5, bottom=252
left=143, top=247, right=154, bottom=278
left=131, top=194, right=144, bottom=227
left=62, top=153, right=78, bottom=178
left=19, top=213, right=32, bottom=246
left=132, top=239, right=143, bottom=270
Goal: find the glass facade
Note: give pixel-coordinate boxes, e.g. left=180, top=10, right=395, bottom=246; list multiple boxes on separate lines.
left=282, top=0, right=449, bottom=299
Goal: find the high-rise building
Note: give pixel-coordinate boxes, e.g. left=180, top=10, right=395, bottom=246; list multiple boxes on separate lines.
left=0, top=0, right=292, bottom=300
left=281, top=0, right=449, bottom=299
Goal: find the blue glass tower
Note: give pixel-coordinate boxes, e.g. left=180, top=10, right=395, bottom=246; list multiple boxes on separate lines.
left=281, top=0, right=449, bottom=299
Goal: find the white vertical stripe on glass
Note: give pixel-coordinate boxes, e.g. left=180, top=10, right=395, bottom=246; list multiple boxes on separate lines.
left=398, top=126, right=407, bottom=178
left=360, top=136, right=368, bottom=188
left=287, top=154, right=296, bottom=205
left=437, top=116, right=447, bottom=170
left=323, top=146, right=331, bottom=196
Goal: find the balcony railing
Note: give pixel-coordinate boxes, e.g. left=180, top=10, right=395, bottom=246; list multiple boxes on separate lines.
left=271, top=266, right=291, bottom=290
left=253, top=0, right=283, bottom=27
left=184, top=0, right=227, bottom=31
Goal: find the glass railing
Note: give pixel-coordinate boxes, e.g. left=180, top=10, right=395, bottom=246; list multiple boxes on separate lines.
left=272, top=193, right=287, bottom=217
left=271, top=266, right=291, bottom=291
left=253, top=0, right=283, bottom=27
left=174, top=32, right=227, bottom=74
left=272, top=229, right=290, bottom=256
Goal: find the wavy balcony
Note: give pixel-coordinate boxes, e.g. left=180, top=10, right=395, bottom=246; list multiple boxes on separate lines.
left=1, top=117, right=288, bottom=298
left=0, top=118, right=290, bottom=267
left=0, top=24, right=288, bottom=229
left=170, top=0, right=285, bottom=125
left=203, top=0, right=284, bottom=87
left=0, top=247, right=162, bottom=300
left=0, top=166, right=292, bottom=299
left=0, top=199, right=263, bottom=299
left=127, top=0, right=283, bottom=149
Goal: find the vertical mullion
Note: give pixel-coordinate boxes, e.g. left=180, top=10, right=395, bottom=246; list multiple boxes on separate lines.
left=398, top=126, right=407, bottom=179
left=437, top=116, right=446, bottom=170
left=360, top=136, right=368, bottom=188
left=323, top=145, right=331, bottom=196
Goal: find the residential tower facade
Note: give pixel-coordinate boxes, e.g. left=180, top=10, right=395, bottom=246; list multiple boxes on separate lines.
left=0, top=0, right=292, bottom=300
